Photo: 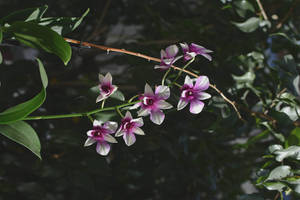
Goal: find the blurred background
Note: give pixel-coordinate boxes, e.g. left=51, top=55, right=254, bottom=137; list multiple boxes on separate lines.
left=1, top=0, right=299, bottom=199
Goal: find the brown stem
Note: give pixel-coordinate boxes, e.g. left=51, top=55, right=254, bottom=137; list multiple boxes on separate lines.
left=256, top=0, right=269, bottom=21
left=64, top=37, right=244, bottom=121
left=275, top=0, right=300, bottom=29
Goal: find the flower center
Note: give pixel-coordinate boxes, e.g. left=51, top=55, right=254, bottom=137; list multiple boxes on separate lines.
left=101, top=85, right=111, bottom=93
left=143, top=97, right=155, bottom=106
left=187, top=90, right=193, bottom=96
left=124, top=121, right=134, bottom=130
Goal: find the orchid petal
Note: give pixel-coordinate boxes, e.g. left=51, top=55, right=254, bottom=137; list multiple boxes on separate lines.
left=84, top=137, right=96, bottom=146
left=104, top=121, right=118, bottom=133
left=125, top=111, right=133, bottom=120
left=201, top=53, right=212, bottom=61
left=115, top=129, right=125, bottom=137
left=103, top=134, right=118, bottom=143
left=162, top=58, right=174, bottom=65
left=198, top=92, right=211, bottom=100
left=96, top=93, right=106, bottom=103
left=103, top=72, right=112, bottom=85
left=177, top=99, right=188, bottom=110
left=129, top=103, right=141, bottom=110
left=133, top=127, right=145, bottom=135
left=195, top=76, right=210, bottom=90
left=150, top=110, right=165, bottom=125
left=98, top=74, right=105, bottom=83
left=87, top=130, right=94, bottom=137
left=157, top=100, right=173, bottom=109
left=155, top=85, right=170, bottom=99
left=96, top=142, right=110, bottom=156
left=123, top=132, right=136, bottom=146
left=110, top=85, right=118, bottom=95
left=144, top=83, right=154, bottom=95
left=184, top=75, right=194, bottom=87
left=165, top=45, right=179, bottom=58
left=180, top=43, right=189, bottom=52
left=160, top=49, right=167, bottom=59
left=190, top=100, right=204, bottom=114
left=137, top=108, right=150, bottom=117
left=154, top=64, right=169, bottom=70
left=131, top=117, right=144, bottom=127
left=93, top=120, right=102, bottom=127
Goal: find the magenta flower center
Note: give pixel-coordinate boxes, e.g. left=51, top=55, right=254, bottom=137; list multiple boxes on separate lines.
left=124, top=121, right=134, bottom=130
left=101, top=85, right=111, bottom=94
left=143, top=97, right=155, bottom=106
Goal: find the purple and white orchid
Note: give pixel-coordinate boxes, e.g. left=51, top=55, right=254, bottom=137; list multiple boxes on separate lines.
left=131, top=84, right=173, bottom=125
left=115, top=111, right=145, bottom=146
left=154, top=45, right=181, bottom=70
left=177, top=75, right=211, bottom=114
left=84, top=120, right=118, bottom=156
left=180, top=43, right=213, bottom=62
left=96, top=72, right=118, bottom=103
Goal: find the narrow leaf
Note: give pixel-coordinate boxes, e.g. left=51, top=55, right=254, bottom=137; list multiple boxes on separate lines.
left=232, top=17, right=260, bottom=33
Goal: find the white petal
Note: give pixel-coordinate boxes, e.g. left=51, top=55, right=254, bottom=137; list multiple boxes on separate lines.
left=155, top=85, right=170, bottom=99
left=103, top=134, right=118, bottom=143
left=131, top=117, right=144, bottom=127
left=133, top=127, right=145, bottom=135
left=157, top=100, right=173, bottom=109
left=87, top=130, right=94, bottom=137
left=123, top=132, right=136, bottom=146
left=93, top=120, right=102, bottom=127
left=165, top=45, right=178, bottom=58
left=103, top=72, right=113, bottom=85
left=96, top=142, right=110, bottom=156
left=177, top=99, right=188, bottom=111
left=144, top=83, right=154, bottom=95
left=105, top=121, right=118, bottom=132
left=180, top=43, right=189, bottom=51
left=190, top=100, right=204, bottom=114
left=115, top=129, right=125, bottom=137
left=160, top=49, right=167, bottom=59
left=150, top=110, right=165, bottom=125
left=84, top=137, right=96, bottom=146
left=96, top=94, right=106, bottom=103
left=129, top=103, right=141, bottom=110
left=137, top=108, right=150, bottom=117
left=184, top=75, right=194, bottom=87
left=125, top=111, right=133, bottom=119
left=154, top=65, right=169, bottom=70
left=98, top=74, right=105, bottom=82
left=195, top=76, right=210, bottom=91
left=198, top=92, right=211, bottom=100
left=110, top=85, right=118, bottom=95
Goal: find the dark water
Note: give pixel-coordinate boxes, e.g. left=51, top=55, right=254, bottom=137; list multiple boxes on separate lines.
left=0, top=0, right=271, bottom=199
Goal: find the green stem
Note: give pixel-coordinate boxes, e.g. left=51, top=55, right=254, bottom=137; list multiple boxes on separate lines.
left=24, top=100, right=140, bottom=120
left=128, top=94, right=139, bottom=103
left=161, top=68, right=171, bottom=86
left=101, top=99, right=106, bottom=109
left=86, top=114, right=94, bottom=122
left=115, top=107, right=124, bottom=118
left=169, top=57, right=195, bottom=87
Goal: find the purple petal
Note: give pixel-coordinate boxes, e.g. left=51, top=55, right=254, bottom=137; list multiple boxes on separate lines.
left=87, top=130, right=94, bottom=137
left=162, top=58, right=174, bottom=65
left=103, top=72, right=113, bottom=85
left=144, top=83, right=154, bottom=95
left=103, top=134, right=118, bottom=143
left=165, top=45, right=178, bottom=58
left=93, top=120, right=102, bottom=127
left=137, top=108, right=151, bottom=117
left=177, top=99, right=189, bottom=111
left=189, top=100, right=204, bottom=114
left=198, top=92, right=211, bottom=100
left=194, top=76, right=210, bottom=91
left=183, top=54, right=193, bottom=61
left=154, top=64, right=170, bottom=70
left=96, top=142, right=110, bottom=156
left=180, top=43, right=189, bottom=53
left=201, top=53, right=212, bottom=61
left=184, top=75, right=194, bottom=87
left=131, top=117, right=144, bottom=127
left=123, top=132, right=136, bottom=146
left=155, top=85, right=170, bottom=99
left=133, top=127, right=145, bottom=135
left=125, top=111, right=133, bottom=120
left=150, top=110, right=165, bottom=125
left=84, top=137, right=96, bottom=146
left=160, top=49, right=167, bottom=59
left=115, top=129, right=125, bottom=137
left=157, top=100, right=173, bottom=109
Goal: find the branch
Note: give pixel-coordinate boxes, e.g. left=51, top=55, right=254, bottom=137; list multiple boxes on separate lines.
left=64, top=37, right=244, bottom=121
left=275, top=0, right=300, bottom=29
left=256, top=0, right=269, bottom=21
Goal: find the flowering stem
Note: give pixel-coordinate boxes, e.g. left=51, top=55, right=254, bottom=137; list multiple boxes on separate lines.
left=101, top=99, right=106, bottom=109
left=128, top=94, right=139, bottom=103
left=161, top=68, right=171, bottom=86
left=24, top=101, right=140, bottom=120
left=173, top=82, right=182, bottom=88
left=115, top=107, right=124, bottom=118
left=64, top=37, right=244, bottom=121
left=169, top=57, right=195, bottom=87
left=86, top=114, right=94, bottom=122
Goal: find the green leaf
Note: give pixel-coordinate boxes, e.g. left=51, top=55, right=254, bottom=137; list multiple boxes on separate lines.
left=260, top=122, right=285, bottom=142
left=0, top=5, right=48, bottom=25
left=286, top=127, right=300, bottom=147
left=233, top=0, right=255, bottom=18
left=273, top=146, right=300, bottom=162
left=266, top=165, right=292, bottom=181
left=110, top=90, right=125, bottom=101
left=7, top=21, right=71, bottom=65
left=0, top=121, right=41, bottom=159
left=0, top=59, right=48, bottom=124
left=38, top=8, right=89, bottom=35
left=263, top=182, right=286, bottom=192
left=232, top=17, right=260, bottom=32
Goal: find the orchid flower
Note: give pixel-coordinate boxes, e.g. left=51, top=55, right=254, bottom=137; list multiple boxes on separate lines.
left=177, top=75, right=211, bottom=114
left=131, top=84, right=173, bottom=125
left=115, top=111, right=145, bottom=146
left=96, top=72, right=118, bottom=103
left=154, top=45, right=181, bottom=70
left=180, top=43, right=213, bottom=61
left=84, top=120, right=118, bottom=156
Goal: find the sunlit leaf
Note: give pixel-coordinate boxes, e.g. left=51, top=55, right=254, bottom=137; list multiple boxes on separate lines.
left=232, top=17, right=260, bottom=32
left=263, top=182, right=286, bottom=192
left=0, top=121, right=41, bottom=159
left=7, top=21, right=71, bottom=65
left=110, top=90, right=125, bottom=101
left=266, top=165, right=292, bottom=181
left=233, top=0, right=255, bottom=18
left=273, top=146, right=300, bottom=162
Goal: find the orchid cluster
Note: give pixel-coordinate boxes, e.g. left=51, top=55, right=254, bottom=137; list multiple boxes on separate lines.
left=85, top=43, right=213, bottom=156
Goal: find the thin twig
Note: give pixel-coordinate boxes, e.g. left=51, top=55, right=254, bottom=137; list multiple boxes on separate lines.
left=273, top=192, right=280, bottom=200
left=64, top=37, right=244, bottom=121
left=276, top=0, right=299, bottom=29
left=256, top=0, right=269, bottom=21
left=264, top=88, right=287, bottom=115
